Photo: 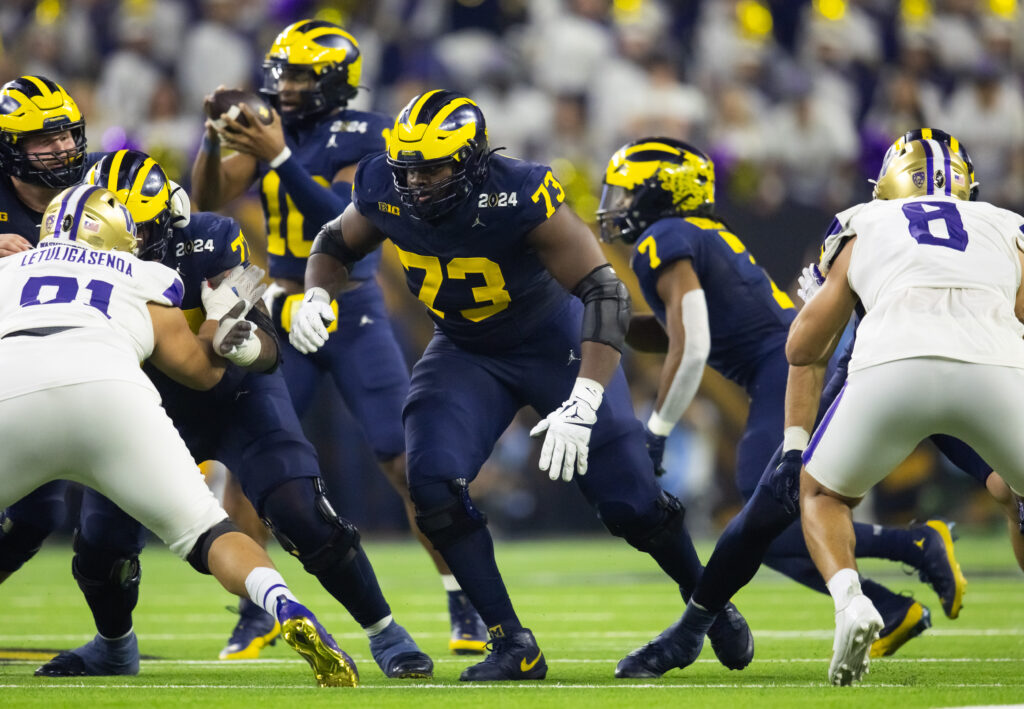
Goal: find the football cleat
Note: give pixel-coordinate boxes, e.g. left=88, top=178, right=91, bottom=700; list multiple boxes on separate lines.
left=369, top=620, right=434, bottom=679
left=459, top=626, right=546, bottom=681
left=871, top=599, right=931, bottom=658
left=219, top=598, right=281, bottom=660
left=35, top=632, right=140, bottom=677
left=829, top=594, right=883, bottom=686
left=276, top=598, right=358, bottom=687
left=615, top=615, right=704, bottom=678
left=706, top=601, right=755, bottom=670
left=448, top=591, right=488, bottom=655
left=913, top=519, right=967, bottom=619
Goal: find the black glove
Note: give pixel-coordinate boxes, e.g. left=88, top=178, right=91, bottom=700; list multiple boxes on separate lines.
left=768, top=449, right=803, bottom=516
left=645, top=426, right=668, bottom=477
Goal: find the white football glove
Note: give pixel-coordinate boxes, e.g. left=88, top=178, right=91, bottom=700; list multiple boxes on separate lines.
left=201, top=264, right=267, bottom=321
left=167, top=179, right=191, bottom=228
left=289, top=287, right=336, bottom=354
left=212, top=310, right=261, bottom=367
left=797, top=262, right=825, bottom=304
left=529, top=377, right=604, bottom=483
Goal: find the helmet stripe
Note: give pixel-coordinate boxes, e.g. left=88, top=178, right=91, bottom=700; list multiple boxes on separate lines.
left=920, top=139, right=935, bottom=195
left=406, top=90, right=443, bottom=126
left=938, top=140, right=952, bottom=196
left=626, top=141, right=682, bottom=158
left=405, top=90, right=446, bottom=126
left=58, top=185, right=101, bottom=243
left=107, top=150, right=127, bottom=191
left=294, top=19, right=336, bottom=33
left=431, top=96, right=474, bottom=128
left=67, top=186, right=94, bottom=243
left=19, top=76, right=52, bottom=99
left=129, top=157, right=153, bottom=198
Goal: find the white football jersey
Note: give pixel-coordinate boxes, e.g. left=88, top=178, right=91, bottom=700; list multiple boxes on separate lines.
left=0, top=242, right=184, bottom=400
left=821, top=196, right=1024, bottom=372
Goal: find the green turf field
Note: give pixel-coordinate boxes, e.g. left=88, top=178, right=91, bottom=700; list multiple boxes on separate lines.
left=1, top=532, right=1022, bottom=708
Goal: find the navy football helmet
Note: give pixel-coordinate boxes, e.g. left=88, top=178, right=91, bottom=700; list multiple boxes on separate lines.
left=597, top=137, right=715, bottom=244
left=0, top=76, right=87, bottom=189
left=386, top=90, right=490, bottom=221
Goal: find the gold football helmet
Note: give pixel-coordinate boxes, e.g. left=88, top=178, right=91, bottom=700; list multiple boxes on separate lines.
left=0, top=75, right=87, bottom=188
left=87, top=150, right=174, bottom=260
left=873, top=128, right=977, bottom=201
left=40, top=185, right=138, bottom=253
left=261, top=19, right=361, bottom=124
left=387, top=90, right=490, bottom=220
left=597, top=137, right=715, bottom=243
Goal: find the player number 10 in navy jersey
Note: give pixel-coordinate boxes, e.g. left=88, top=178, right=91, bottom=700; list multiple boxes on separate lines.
left=262, top=171, right=331, bottom=258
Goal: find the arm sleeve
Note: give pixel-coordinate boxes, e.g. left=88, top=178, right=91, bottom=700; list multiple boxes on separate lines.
left=648, top=289, right=711, bottom=435
left=274, top=154, right=352, bottom=232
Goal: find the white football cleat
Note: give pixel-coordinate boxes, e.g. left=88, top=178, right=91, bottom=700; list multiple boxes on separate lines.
left=829, top=594, right=884, bottom=686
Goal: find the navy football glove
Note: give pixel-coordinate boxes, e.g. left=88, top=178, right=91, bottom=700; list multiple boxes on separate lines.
left=768, top=449, right=803, bottom=516
left=645, top=427, right=668, bottom=477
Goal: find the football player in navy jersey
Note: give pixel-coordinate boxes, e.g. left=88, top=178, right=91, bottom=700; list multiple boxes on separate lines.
left=0, top=75, right=106, bottom=586
left=290, top=90, right=757, bottom=681
left=190, top=19, right=488, bottom=656
left=14, top=151, right=431, bottom=681
left=600, top=137, right=968, bottom=678
left=0, top=76, right=90, bottom=258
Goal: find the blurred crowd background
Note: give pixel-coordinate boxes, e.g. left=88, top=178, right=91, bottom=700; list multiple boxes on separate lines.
left=3, top=0, right=1023, bottom=541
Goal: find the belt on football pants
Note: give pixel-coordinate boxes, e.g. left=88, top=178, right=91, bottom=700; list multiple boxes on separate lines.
left=1, top=325, right=81, bottom=339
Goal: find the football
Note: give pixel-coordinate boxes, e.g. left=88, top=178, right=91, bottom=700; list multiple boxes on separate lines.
left=206, top=88, right=274, bottom=129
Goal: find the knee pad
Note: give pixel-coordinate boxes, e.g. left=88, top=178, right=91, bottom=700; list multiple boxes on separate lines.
left=412, top=478, right=487, bottom=551
left=0, top=511, right=52, bottom=573
left=598, top=492, right=686, bottom=553
left=262, top=478, right=361, bottom=577
left=186, top=518, right=240, bottom=575
left=71, top=530, right=141, bottom=591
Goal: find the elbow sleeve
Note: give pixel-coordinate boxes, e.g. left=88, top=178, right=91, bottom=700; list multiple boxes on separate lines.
left=573, top=264, right=631, bottom=352
left=310, top=216, right=364, bottom=271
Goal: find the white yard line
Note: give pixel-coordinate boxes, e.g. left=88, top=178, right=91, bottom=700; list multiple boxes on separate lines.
left=0, top=682, right=1014, bottom=690
left=3, top=627, right=1024, bottom=643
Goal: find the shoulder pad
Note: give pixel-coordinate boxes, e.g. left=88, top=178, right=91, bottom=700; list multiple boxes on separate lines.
left=820, top=203, right=868, bottom=276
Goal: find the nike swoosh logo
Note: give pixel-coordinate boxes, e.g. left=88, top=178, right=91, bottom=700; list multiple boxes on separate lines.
left=914, top=538, right=925, bottom=549
left=520, top=650, right=543, bottom=673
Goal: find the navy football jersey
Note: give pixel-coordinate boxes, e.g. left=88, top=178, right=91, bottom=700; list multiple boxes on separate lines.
left=631, top=216, right=796, bottom=387
left=258, top=108, right=388, bottom=282
left=143, top=211, right=251, bottom=405
left=0, top=152, right=105, bottom=245
left=353, top=153, right=571, bottom=352
left=0, top=174, right=43, bottom=243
